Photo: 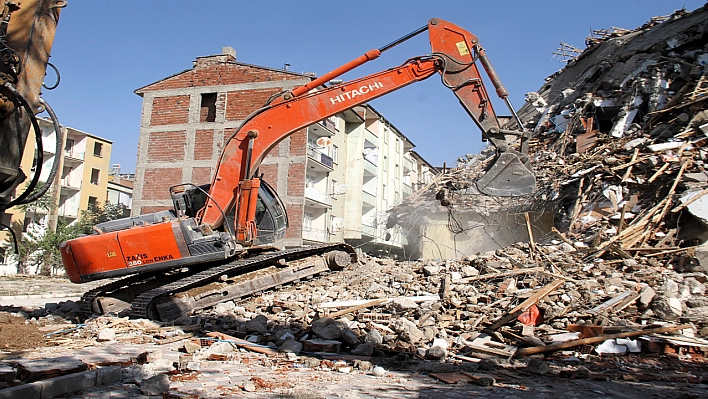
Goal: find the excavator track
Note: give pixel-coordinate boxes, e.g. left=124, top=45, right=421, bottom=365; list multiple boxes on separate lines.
left=79, top=272, right=157, bottom=318
left=80, top=243, right=355, bottom=321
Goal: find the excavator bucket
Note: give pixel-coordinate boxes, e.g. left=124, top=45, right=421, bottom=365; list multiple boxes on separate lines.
left=476, top=152, right=536, bottom=197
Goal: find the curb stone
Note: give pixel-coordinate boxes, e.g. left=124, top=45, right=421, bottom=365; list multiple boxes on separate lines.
left=0, top=366, right=121, bottom=399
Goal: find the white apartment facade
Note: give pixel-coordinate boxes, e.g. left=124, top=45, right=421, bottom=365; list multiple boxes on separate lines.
left=300, top=104, right=436, bottom=258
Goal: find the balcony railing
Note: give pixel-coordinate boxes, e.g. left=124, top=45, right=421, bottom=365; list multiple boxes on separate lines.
left=403, top=156, right=413, bottom=172
left=64, top=151, right=85, bottom=161
left=307, top=146, right=333, bottom=168
left=361, top=189, right=376, bottom=206
left=361, top=223, right=376, bottom=237
left=363, top=156, right=377, bottom=176
left=61, top=178, right=81, bottom=190
left=305, top=187, right=332, bottom=206
left=302, top=227, right=329, bottom=242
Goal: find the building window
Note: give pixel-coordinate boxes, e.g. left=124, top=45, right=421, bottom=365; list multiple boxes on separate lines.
left=304, top=212, right=313, bottom=230
left=90, top=168, right=100, bottom=185
left=383, top=156, right=388, bottom=172
left=200, top=93, right=217, bottom=123
left=93, top=142, right=103, bottom=157
left=330, top=179, right=337, bottom=195
left=382, top=184, right=387, bottom=201
left=88, top=196, right=98, bottom=208
left=306, top=174, right=316, bottom=188
left=65, top=138, right=75, bottom=157
left=395, top=163, right=400, bottom=178
left=331, top=144, right=339, bottom=164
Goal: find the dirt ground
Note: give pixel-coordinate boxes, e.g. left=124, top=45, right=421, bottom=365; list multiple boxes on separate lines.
left=0, top=312, right=48, bottom=351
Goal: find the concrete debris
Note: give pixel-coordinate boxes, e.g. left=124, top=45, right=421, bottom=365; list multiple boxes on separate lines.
left=139, top=373, right=170, bottom=396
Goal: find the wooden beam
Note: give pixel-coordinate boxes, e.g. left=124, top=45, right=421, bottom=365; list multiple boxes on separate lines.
left=516, top=324, right=692, bottom=356
left=485, top=279, right=564, bottom=332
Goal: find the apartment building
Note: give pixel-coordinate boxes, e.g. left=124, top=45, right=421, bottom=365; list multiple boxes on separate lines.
left=132, top=48, right=436, bottom=254
left=106, top=164, right=134, bottom=211
left=0, top=118, right=112, bottom=273
left=340, top=106, right=431, bottom=258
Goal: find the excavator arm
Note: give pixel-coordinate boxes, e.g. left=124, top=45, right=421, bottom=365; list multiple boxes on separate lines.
left=201, top=18, right=535, bottom=241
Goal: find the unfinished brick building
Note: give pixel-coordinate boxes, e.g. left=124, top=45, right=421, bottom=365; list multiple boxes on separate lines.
left=132, top=48, right=313, bottom=247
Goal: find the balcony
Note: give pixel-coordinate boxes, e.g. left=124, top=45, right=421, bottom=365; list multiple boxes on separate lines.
left=64, top=151, right=85, bottom=162
left=302, top=227, right=329, bottom=243
left=60, top=178, right=81, bottom=192
left=305, top=187, right=332, bottom=208
left=402, top=183, right=412, bottom=197
left=364, top=129, right=378, bottom=146
left=57, top=201, right=79, bottom=218
left=361, top=222, right=376, bottom=237
left=307, top=146, right=333, bottom=171
left=403, top=156, right=414, bottom=172
left=361, top=189, right=376, bottom=207
left=363, top=155, right=377, bottom=176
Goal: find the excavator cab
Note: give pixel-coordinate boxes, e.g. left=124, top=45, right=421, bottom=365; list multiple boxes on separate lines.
left=170, top=180, right=287, bottom=246
left=253, top=180, right=288, bottom=245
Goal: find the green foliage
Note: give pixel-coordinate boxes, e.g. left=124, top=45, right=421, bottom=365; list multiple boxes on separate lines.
left=16, top=182, right=55, bottom=223
left=16, top=220, right=81, bottom=275
left=75, top=202, right=131, bottom=235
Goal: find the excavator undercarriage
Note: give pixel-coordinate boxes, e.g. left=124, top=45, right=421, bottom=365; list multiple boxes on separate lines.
left=79, top=243, right=356, bottom=321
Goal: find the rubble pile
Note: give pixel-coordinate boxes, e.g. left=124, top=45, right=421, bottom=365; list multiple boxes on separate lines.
left=393, top=7, right=708, bottom=263
left=517, top=5, right=708, bottom=258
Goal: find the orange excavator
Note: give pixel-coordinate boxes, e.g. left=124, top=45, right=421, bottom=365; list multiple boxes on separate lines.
left=60, top=18, right=535, bottom=321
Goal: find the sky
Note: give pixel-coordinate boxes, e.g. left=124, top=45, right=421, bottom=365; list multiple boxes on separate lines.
left=40, top=0, right=707, bottom=172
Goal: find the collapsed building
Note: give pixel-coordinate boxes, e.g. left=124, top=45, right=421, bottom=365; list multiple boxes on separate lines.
left=393, top=5, right=708, bottom=261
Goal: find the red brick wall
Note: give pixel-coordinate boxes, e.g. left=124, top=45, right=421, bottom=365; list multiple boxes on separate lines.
left=285, top=204, right=302, bottom=239
left=141, top=206, right=172, bottom=214
left=289, top=129, right=307, bottom=157
left=142, top=63, right=304, bottom=91
left=142, top=168, right=183, bottom=200
left=147, top=131, right=187, bottom=162
left=258, top=164, right=278, bottom=191
left=194, top=130, right=214, bottom=160
left=287, top=163, right=305, bottom=197
left=192, top=167, right=213, bottom=186
left=225, top=88, right=282, bottom=121
left=150, top=96, right=190, bottom=125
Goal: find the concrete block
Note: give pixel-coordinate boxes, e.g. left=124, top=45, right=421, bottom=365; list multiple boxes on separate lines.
left=96, top=366, right=122, bottom=385
left=36, top=370, right=96, bottom=398
left=0, top=366, right=121, bottom=399
left=0, top=382, right=41, bottom=399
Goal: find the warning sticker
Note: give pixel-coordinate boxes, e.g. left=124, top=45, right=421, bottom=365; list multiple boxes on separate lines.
left=456, top=41, right=470, bottom=56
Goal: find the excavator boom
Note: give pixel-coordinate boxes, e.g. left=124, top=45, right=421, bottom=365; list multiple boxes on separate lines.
left=201, top=18, right=535, bottom=235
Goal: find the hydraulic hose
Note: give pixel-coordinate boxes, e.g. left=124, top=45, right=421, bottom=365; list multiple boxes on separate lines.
left=19, top=97, right=62, bottom=204
left=0, top=82, right=43, bottom=211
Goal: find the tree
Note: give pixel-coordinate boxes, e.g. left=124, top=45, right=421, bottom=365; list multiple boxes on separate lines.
left=74, top=202, right=130, bottom=235
left=16, top=182, right=55, bottom=224
left=17, top=219, right=81, bottom=275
